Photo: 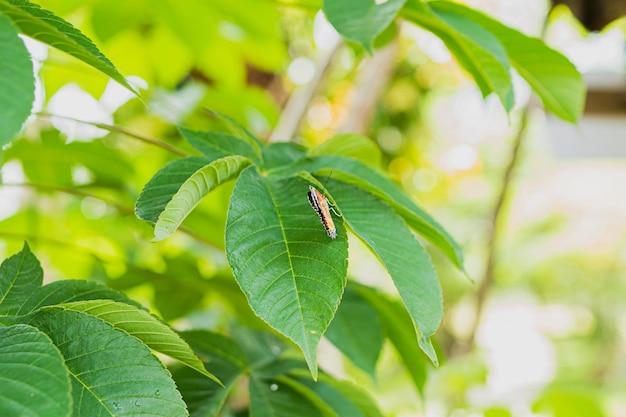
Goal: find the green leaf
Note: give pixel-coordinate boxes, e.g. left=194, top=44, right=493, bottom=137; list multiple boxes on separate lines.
left=17, top=279, right=141, bottom=315
left=26, top=307, right=187, bottom=417
left=203, top=108, right=265, bottom=151
left=274, top=155, right=464, bottom=272
left=135, top=156, right=213, bottom=223
left=428, top=0, right=585, bottom=121
left=355, top=284, right=428, bottom=393
left=0, top=0, right=136, bottom=94
left=402, top=1, right=514, bottom=111
left=326, top=180, right=441, bottom=366
left=59, top=299, right=220, bottom=383
left=325, top=287, right=383, bottom=377
left=179, top=127, right=262, bottom=165
left=249, top=375, right=323, bottom=417
left=314, top=374, right=384, bottom=417
left=225, top=166, right=348, bottom=378
left=173, top=331, right=246, bottom=417
left=0, top=324, right=71, bottom=417
left=323, top=0, right=406, bottom=53
left=307, top=134, right=381, bottom=169
left=0, top=242, right=42, bottom=316
left=0, top=12, right=34, bottom=147
left=293, top=377, right=372, bottom=417
left=153, top=155, right=252, bottom=241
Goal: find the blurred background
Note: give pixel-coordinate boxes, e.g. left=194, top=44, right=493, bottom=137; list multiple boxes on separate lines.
left=1, top=0, right=625, bottom=416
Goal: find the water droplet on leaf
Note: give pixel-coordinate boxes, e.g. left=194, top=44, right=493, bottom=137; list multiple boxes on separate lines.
left=270, top=384, right=278, bottom=391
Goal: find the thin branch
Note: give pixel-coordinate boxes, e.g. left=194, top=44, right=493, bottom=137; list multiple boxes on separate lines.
left=34, top=112, right=190, bottom=157
left=268, top=37, right=344, bottom=142
left=1, top=182, right=221, bottom=249
left=466, top=108, right=530, bottom=346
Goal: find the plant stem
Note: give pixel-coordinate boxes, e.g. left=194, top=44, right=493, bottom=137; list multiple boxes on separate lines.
left=34, top=112, right=190, bottom=157
left=467, top=108, right=530, bottom=346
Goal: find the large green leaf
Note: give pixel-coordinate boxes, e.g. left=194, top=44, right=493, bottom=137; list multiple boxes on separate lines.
left=136, top=156, right=213, bottom=223
left=225, top=166, right=348, bottom=378
left=154, top=155, right=252, bottom=241
left=0, top=0, right=136, bottom=94
left=323, top=0, right=406, bottom=53
left=326, top=180, right=441, bottom=365
left=17, top=279, right=141, bottom=315
left=27, top=307, right=187, bottom=417
left=58, top=299, right=220, bottom=383
left=355, top=284, right=428, bottom=393
left=0, top=242, right=42, bottom=316
left=401, top=1, right=513, bottom=111
left=272, top=155, right=464, bottom=272
left=428, top=0, right=585, bottom=122
left=0, top=324, right=71, bottom=417
left=261, top=142, right=307, bottom=171
left=0, top=11, right=34, bottom=147
left=325, top=287, right=383, bottom=377
left=179, top=127, right=262, bottom=165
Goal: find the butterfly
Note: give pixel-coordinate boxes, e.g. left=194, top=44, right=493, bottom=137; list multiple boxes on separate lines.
left=307, top=185, right=339, bottom=239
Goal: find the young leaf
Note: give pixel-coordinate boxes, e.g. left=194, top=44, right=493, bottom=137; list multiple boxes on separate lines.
left=0, top=0, right=136, bottom=94
left=153, top=155, right=252, bottom=241
left=323, top=0, right=406, bottom=53
left=0, top=12, right=34, bottom=147
left=0, top=324, right=71, bottom=417
left=326, top=180, right=442, bottom=366
left=307, top=134, right=382, bottom=168
left=401, top=1, right=514, bottom=111
left=179, top=127, right=262, bottom=165
left=135, top=156, right=213, bottom=223
left=57, top=300, right=219, bottom=383
left=325, top=287, right=383, bottom=378
left=0, top=242, right=42, bottom=316
left=225, top=167, right=348, bottom=378
left=249, top=375, right=323, bottom=417
left=355, top=284, right=428, bottom=393
left=26, top=307, right=187, bottom=417
left=428, top=0, right=585, bottom=122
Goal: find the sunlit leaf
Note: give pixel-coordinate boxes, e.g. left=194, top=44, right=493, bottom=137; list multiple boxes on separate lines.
left=325, top=287, right=383, bottom=377
left=429, top=0, right=584, bottom=121
left=26, top=307, right=187, bottom=417
left=0, top=324, right=71, bottom=417
left=154, top=155, right=252, bottom=241
left=0, top=0, right=136, bottom=94
left=308, top=134, right=381, bottom=168
left=326, top=179, right=441, bottom=366
left=59, top=299, right=220, bottom=383
left=0, top=12, right=34, bottom=146
left=402, top=1, right=514, bottom=111
left=225, top=167, right=348, bottom=378
left=323, top=0, right=406, bottom=53
left=0, top=242, right=42, bottom=316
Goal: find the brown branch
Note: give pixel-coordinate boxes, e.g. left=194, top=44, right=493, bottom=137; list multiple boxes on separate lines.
left=466, top=108, right=530, bottom=347
left=34, top=112, right=190, bottom=157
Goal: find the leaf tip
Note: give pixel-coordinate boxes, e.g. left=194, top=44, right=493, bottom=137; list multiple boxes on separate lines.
left=418, top=336, right=439, bottom=367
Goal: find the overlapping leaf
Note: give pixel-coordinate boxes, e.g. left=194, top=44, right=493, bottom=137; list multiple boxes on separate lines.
left=0, top=11, right=34, bottom=146
left=154, top=155, right=252, bottom=241
left=428, top=0, right=585, bottom=121
left=326, top=179, right=441, bottom=365
left=401, top=1, right=514, bottom=111
left=26, top=307, right=187, bottom=417
left=307, top=133, right=381, bottom=168
left=0, top=324, right=71, bottom=417
left=58, top=299, right=219, bottom=383
left=0, top=242, right=42, bottom=316
left=225, top=166, right=348, bottom=378
left=0, top=0, right=136, bottom=94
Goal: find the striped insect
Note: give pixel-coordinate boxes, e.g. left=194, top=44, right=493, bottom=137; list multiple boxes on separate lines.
left=307, top=185, right=340, bottom=239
